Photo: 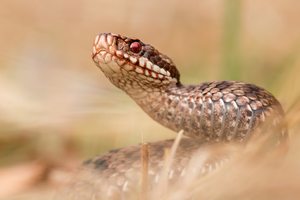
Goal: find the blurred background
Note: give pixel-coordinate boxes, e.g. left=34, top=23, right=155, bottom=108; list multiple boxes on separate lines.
left=0, top=0, right=299, bottom=199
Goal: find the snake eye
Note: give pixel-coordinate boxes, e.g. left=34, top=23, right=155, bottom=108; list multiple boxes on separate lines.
left=130, top=41, right=142, bottom=53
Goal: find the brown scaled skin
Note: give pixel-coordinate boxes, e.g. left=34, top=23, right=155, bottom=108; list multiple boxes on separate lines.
left=91, top=33, right=287, bottom=143
left=85, top=33, right=288, bottom=196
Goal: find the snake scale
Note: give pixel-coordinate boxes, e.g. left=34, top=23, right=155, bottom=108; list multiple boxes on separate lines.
left=83, top=33, right=288, bottom=197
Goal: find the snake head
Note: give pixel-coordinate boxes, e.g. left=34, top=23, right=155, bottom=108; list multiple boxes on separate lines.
left=92, top=33, right=180, bottom=91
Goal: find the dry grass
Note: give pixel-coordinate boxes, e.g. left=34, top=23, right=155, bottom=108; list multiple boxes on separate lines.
left=56, top=119, right=300, bottom=200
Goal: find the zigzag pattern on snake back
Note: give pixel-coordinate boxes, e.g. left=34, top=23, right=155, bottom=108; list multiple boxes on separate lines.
left=83, top=33, right=288, bottom=197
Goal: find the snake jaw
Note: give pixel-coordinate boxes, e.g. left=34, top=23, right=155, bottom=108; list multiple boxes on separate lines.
left=92, top=33, right=180, bottom=91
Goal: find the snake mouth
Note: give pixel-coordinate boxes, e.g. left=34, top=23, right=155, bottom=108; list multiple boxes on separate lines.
left=92, top=33, right=178, bottom=83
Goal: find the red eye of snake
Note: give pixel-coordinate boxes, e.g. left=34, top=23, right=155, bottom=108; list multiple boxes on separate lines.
left=130, top=42, right=142, bottom=53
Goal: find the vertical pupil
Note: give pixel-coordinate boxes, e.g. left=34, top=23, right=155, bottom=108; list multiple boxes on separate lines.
left=130, top=42, right=141, bottom=53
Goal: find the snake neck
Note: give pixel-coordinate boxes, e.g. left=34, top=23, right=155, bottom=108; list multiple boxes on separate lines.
left=128, top=83, right=204, bottom=138
left=120, top=79, right=180, bottom=99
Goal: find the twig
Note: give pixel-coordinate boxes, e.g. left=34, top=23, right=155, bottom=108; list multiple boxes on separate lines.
left=153, top=130, right=184, bottom=198
left=140, top=142, right=149, bottom=200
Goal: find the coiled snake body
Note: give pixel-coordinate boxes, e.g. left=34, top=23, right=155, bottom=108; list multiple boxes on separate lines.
left=85, top=33, right=288, bottom=196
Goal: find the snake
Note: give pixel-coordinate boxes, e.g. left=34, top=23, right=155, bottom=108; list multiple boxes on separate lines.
left=82, top=33, right=288, bottom=198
